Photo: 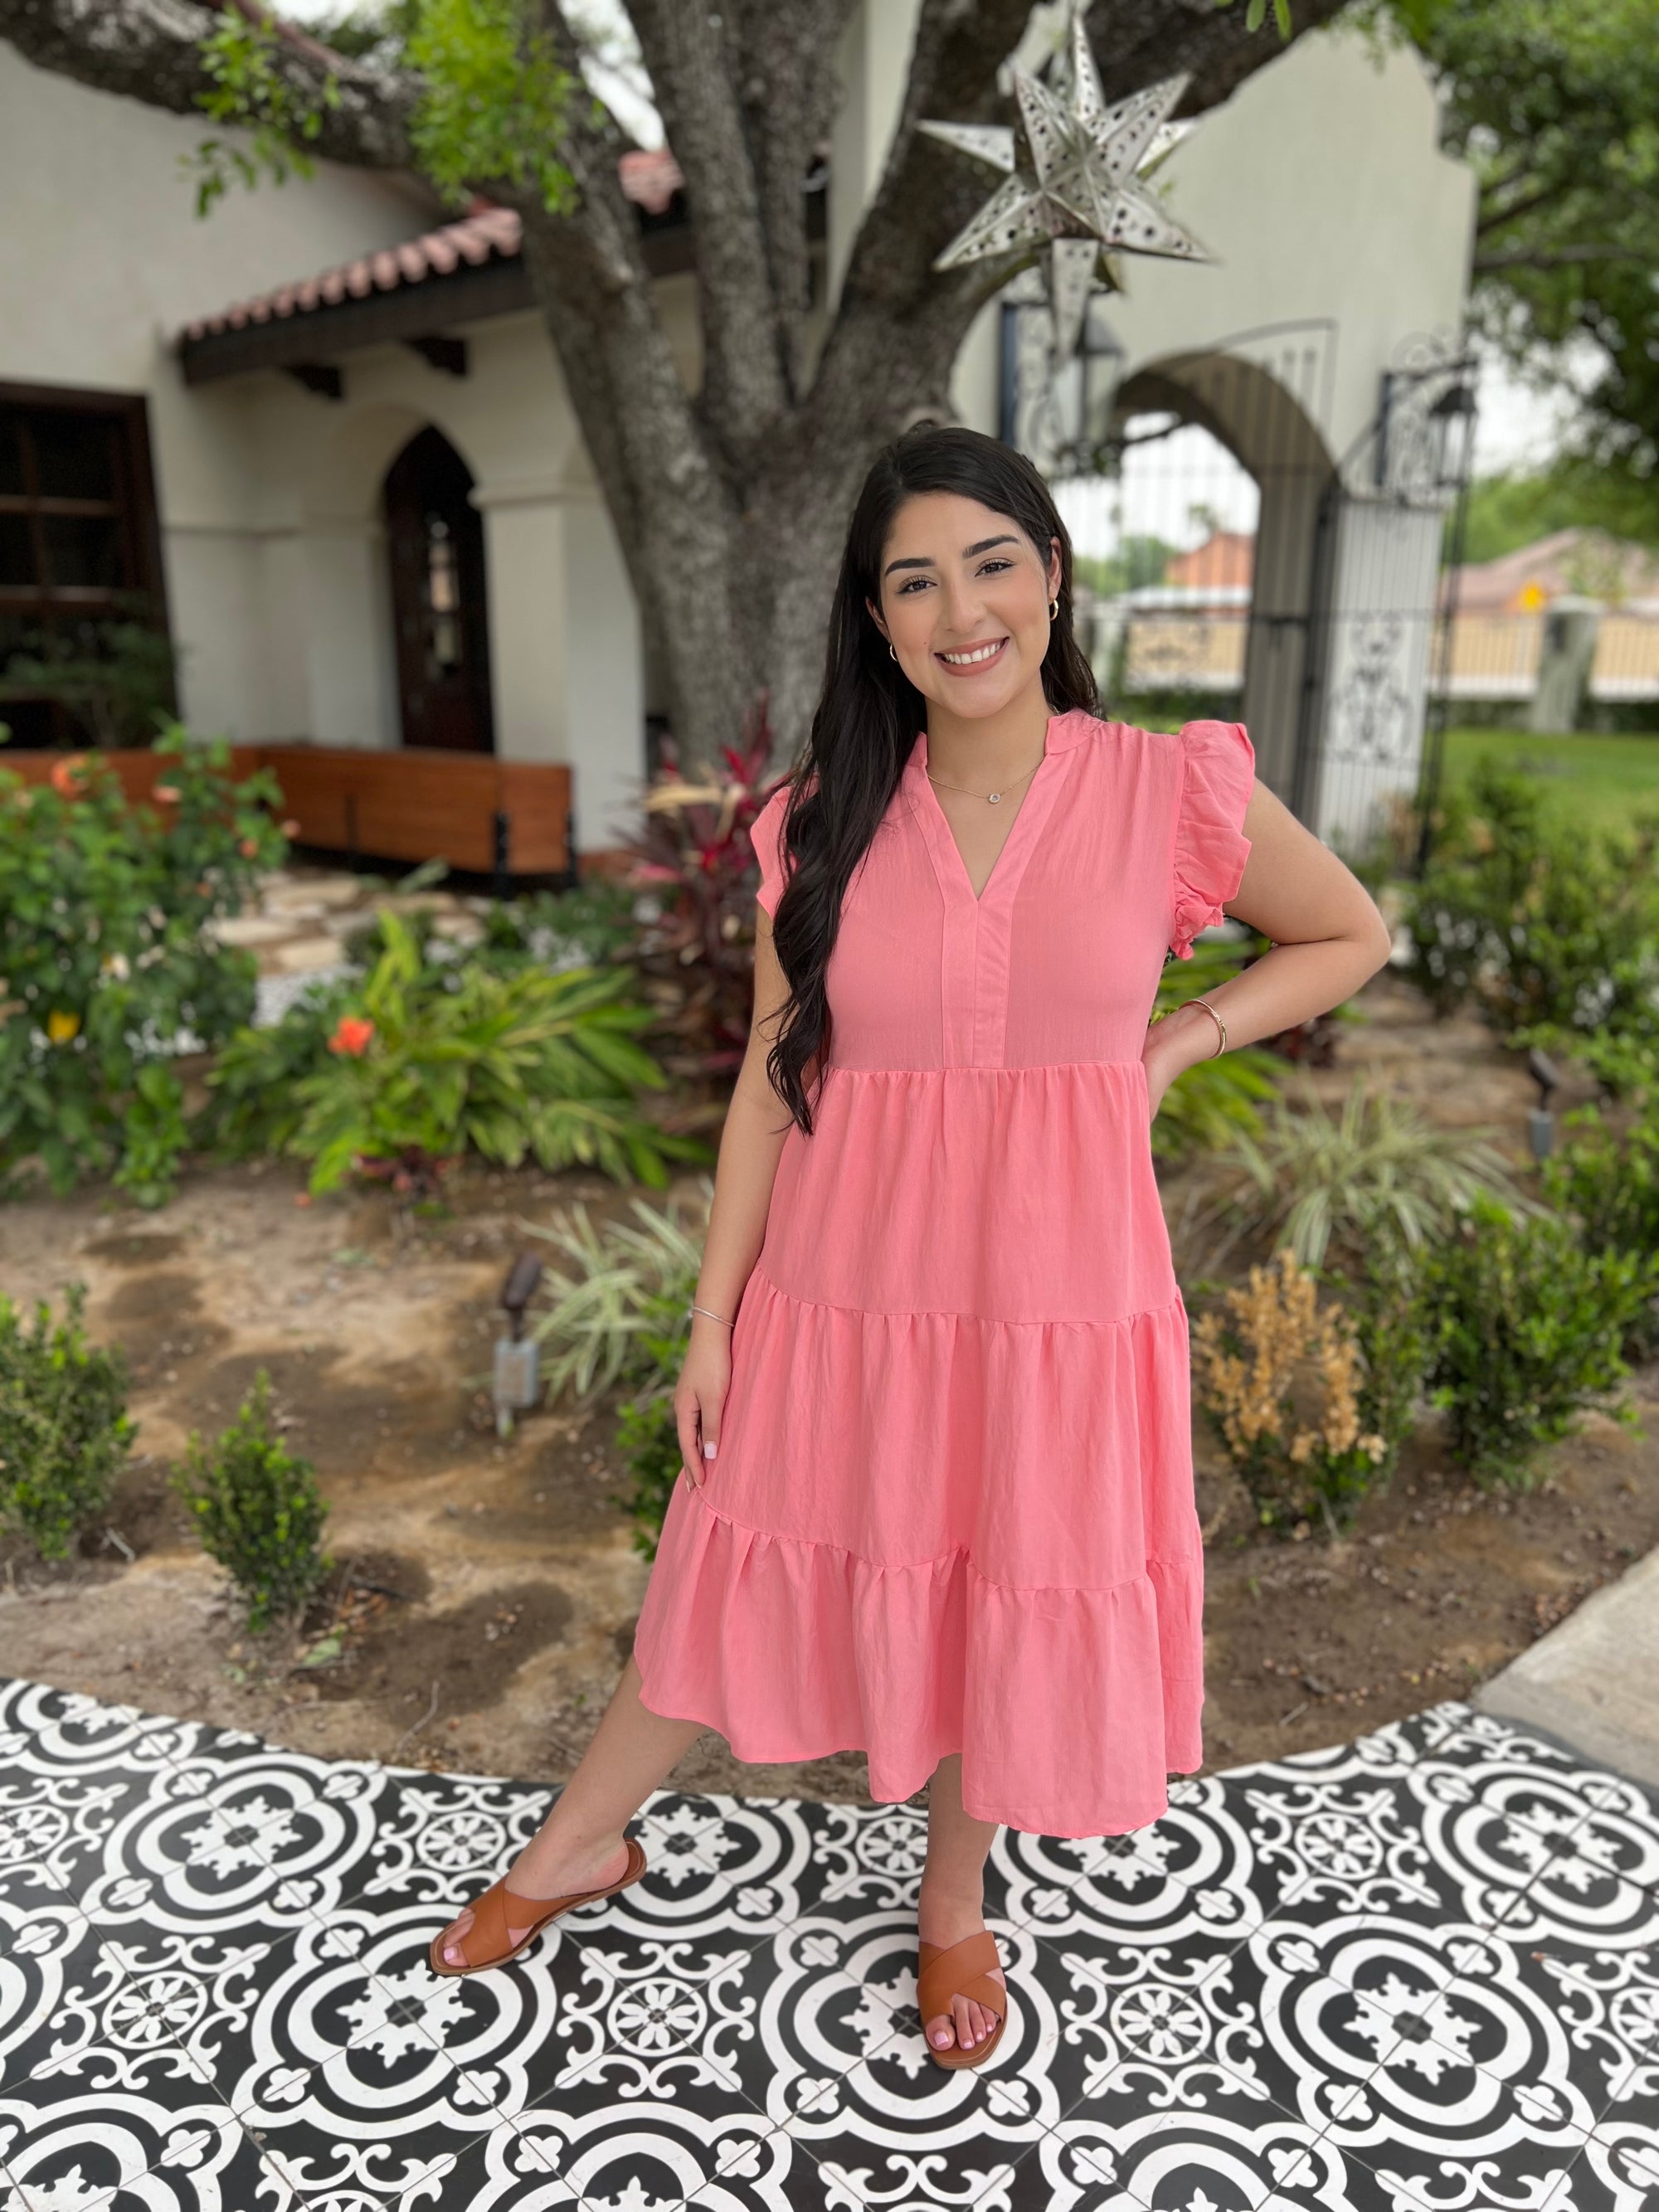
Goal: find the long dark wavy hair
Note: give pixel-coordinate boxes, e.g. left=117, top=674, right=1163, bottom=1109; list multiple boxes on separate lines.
left=761, top=421, right=1099, bottom=1135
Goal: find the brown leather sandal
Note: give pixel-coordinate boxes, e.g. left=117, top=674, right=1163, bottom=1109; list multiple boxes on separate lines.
left=917, top=1930, right=1010, bottom=2070
left=429, top=1835, right=649, bottom=1977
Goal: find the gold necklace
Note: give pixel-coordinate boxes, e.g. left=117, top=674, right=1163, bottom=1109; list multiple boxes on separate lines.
left=925, top=745, right=1048, bottom=804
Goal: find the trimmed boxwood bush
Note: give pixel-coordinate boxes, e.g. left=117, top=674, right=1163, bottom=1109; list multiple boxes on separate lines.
left=173, top=1370, right=330, bottom=1631
left=0, top=1281, right=134, bottom=1560
left=1418, top=1192, right=1659, bottom=1485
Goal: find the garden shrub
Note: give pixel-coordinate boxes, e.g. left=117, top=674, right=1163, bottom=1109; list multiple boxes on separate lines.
left=2, top=598, right=179, bottom=749
left=199, top=909, right=712, bottom=1195
left=172, top=1369, right=330, bottom=1631
left=1191, top=1246, right=1393, bottom=1533
left=1403, top=758, right=1659, bottom=1039
left=1330, top=1223, right=1436, bottom=1490
left=0, top=722, right=289, bottom=1205
left=1520, top=1028, right=1659, bottom=1111
left=1418, top=1191, right=1659, bottom=1486
left=1539, top=1105, right=1659, bottom=1363
left=0, top=1281, right=135, bottom=1560
left=1205, top=1069, right=1535, bottom=1272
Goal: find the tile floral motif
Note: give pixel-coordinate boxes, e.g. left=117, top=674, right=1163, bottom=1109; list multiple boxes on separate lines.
left=0, top=1682, right=1656, bottom=2211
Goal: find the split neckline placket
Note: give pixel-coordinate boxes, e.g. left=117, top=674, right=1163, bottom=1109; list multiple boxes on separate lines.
left=901, top=712, right=1092, bottom=1067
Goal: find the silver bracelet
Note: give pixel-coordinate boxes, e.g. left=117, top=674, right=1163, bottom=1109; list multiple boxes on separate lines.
left=688, top=1303, right=734, bottom=1327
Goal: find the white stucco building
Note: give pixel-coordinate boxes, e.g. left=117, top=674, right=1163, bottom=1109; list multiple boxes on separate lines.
left=0, top=9, right=1475, bottom=858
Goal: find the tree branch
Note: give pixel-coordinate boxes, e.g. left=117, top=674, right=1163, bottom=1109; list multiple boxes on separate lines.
left=825, top=0, right=1354, bottom=401
left=1474, top=243, right=1656, bottom=275
left=621, top=0, right=795, bottom=454
left=0, top=0, right=416, bottom=168
left=514, top=8, right=738, bottom=636
left=1476, top=177, right=1575, bottom=239
left=728, top=0, right=857, bottom=404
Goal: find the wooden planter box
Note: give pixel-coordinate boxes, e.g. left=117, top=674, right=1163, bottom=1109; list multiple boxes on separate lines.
left=2, top=743, right=581, bottom=881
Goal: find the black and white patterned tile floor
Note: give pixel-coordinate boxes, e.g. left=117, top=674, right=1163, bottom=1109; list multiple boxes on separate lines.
left=2, top=1677, right=1657, bottom=2212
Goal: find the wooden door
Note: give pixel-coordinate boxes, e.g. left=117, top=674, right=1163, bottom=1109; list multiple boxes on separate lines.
left=382, top=425, right=494, bottom=753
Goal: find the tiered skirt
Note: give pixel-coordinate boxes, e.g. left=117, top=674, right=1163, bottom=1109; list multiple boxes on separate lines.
left=632, top=1061, right=1205, bottom=1838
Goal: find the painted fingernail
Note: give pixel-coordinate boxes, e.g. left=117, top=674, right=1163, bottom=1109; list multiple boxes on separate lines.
left=703, top=1441, right=717, bottom=1458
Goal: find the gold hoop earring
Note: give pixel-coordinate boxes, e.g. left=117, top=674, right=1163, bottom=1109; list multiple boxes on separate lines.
left=1048, top=597, right=1059, bottom=622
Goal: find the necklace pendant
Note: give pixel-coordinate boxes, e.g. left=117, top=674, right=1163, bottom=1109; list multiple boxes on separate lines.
left=987, top=791, right=1002, bottom=804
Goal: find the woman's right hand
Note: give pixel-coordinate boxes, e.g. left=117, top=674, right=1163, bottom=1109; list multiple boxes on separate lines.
left=674, top=1314, right=733, bottom=1490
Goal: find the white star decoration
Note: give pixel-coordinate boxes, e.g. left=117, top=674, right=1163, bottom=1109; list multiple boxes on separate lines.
left=920, top=7, right=1210, bottom=357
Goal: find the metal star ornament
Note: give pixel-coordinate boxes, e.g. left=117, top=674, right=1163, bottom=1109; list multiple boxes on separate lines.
left=920, top=8, right=1210, bottom=358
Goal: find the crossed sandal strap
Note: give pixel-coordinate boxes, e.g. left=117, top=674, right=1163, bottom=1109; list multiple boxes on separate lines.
left=501, top=1836, right=647, bottom=1923
left=455, top=1838, right=647, bottom=1969
left=455, top=1878, right=520, bottom=1970
left=917, top=1932, right=1006, bottom=2026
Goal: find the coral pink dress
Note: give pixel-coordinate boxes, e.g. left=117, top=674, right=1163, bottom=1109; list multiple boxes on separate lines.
left=633, top=711, right=1255, bottom=1837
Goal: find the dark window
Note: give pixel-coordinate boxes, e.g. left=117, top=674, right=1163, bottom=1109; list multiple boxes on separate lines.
left=0, top=384, right=170, bottom=749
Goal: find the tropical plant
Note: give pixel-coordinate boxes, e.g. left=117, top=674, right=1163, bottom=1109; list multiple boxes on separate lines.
left=1199, top=1068, right=1535, bottom=1271
left=614, top=693, right=792, bottom=1086
left=1417, top=1191, right=1658, bottom=1486
left=1190, top=1245, right=1393, bottom=1534
left=518, top=1179, right=711, bottom=1403
left=202, top=910, right=709, bottom=1195
left=172, top=1370, right=330, bottom=1631
left=0, top=723, right=289, bottom=1204
left=516, top=1178, right=713, bottom=1556
left=0, top=1282, right=136, bottom=1561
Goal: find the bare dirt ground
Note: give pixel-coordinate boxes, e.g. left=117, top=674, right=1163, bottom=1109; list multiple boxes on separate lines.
left=2, top=966, right=1655, bottom=1806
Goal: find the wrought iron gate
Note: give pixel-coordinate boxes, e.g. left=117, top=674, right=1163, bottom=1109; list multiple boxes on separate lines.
left=1005, top=294, right=1479, bottom=878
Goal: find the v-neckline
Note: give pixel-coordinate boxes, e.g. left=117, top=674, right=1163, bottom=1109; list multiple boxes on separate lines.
left=911, top=718, right=1058, bottom=907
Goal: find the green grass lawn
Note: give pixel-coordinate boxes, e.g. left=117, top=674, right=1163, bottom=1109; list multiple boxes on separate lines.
left=1438, top=726, right=1659, bottom=836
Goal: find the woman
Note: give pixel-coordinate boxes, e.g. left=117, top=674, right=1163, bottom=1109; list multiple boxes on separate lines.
left=431, top=422, right=1393, bottom=2068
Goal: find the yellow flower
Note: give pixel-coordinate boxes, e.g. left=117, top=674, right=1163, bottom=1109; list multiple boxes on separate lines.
left=46, top=1009, right=80, bottom=1043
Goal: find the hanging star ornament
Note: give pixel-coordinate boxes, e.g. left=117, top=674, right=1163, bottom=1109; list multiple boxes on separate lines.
left=919, top=7, right=1210, bottom=358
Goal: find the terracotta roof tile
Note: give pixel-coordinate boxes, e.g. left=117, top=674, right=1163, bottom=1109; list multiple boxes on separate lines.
left=179, top=153, right=684, bottom=343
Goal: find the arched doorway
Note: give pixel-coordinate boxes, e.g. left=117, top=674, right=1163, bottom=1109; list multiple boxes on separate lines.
left=1040, top=333, right=1338, bottom=806
left=382, top=425, right=494, bottom=753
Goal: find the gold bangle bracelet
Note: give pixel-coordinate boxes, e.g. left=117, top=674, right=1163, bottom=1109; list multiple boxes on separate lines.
left=1179, top=997, right=1226, bottom=1057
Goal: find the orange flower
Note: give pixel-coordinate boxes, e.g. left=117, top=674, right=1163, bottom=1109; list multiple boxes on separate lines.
left=153, top=785, right=182, bottom=804
left=280, top=818, right=301, bottom=838
left=239, top=837, right=259, bottom=858
left=328, top=1015, right=375, bottom=1057
left=50, top=756, right=90, bottom=797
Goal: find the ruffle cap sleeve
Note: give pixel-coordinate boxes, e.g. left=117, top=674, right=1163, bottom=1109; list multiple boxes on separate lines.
left=748, top=783, right=794, bottom=919
left=1170, top=718, right=1255, bottom=960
